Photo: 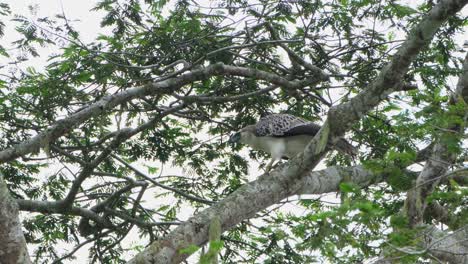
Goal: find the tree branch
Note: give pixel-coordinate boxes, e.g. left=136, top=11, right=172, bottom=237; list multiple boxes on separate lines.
left=173, top=84, right=278, bottom=103
left=0, top=64, right=326, bottom=163
left=296, top=165, right=386, bottom=195
left=422, top=225, right=468, bottom=263
left=0, top=174, right=31, bottom=264
left=111, top=154, right=214, bottom=205
left=127, top=163, right=386, bottom=264
left=16, top=199, right=112, bottom=228
left=405, top=51, right=468, bottom=226
left=379, top=225, right=468, bottom=263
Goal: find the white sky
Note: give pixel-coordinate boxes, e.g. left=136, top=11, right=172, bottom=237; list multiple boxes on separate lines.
left=0, top=0, right=106, bottom=71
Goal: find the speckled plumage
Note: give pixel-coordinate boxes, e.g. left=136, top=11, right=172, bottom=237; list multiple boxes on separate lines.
left=230, top=113, right=356, bottom=172
left=255, top=114, right=321, bottom=137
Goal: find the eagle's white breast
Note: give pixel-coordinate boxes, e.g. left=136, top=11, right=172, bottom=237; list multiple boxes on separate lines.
left=243, top=135, right=314, bottom=160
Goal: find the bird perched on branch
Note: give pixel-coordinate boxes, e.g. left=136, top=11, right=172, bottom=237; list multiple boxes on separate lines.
left=229, top=114, right=356, bottom=172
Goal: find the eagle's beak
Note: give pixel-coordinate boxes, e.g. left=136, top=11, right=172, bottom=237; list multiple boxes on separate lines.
left=228, top=132, right=241, bottom=144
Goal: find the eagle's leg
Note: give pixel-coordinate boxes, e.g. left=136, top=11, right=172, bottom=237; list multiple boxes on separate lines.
left=265, top=157, right=285, bottom=173
left=264, top=159, right=276, bottom=173
left=265, top=143, right=286, bottom=173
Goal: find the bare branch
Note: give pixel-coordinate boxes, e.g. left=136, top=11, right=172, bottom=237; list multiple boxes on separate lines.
left=111, top=154, right=214, bottom=205
left=16, top=199, right=112, bottom=228
left=173, top=84, right=278, bottom=103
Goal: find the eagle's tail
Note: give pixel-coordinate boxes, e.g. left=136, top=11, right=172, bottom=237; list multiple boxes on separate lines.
left=335, top=139, right=358, bottom=158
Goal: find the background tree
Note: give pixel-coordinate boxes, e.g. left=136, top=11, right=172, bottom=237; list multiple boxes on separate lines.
left=0, top=0, right=467, bottom=263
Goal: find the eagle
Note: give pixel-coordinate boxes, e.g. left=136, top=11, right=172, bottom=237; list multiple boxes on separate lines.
left=228, top=114, right=356, bottom=171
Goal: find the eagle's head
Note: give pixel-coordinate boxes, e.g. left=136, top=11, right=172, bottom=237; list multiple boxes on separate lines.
left=228, top=125, right=256, bottom=145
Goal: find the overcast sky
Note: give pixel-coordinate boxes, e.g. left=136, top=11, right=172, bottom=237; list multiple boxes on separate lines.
left=0, top=0, right=105, bottom=73
left=3, top=0, right=104, bottom=42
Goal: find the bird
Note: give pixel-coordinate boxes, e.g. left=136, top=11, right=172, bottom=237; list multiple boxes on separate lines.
left=228, top=113, right=356, bottom=172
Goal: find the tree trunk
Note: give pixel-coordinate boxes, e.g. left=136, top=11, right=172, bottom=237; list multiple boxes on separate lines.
left=0, top=174, right=31, bottom=264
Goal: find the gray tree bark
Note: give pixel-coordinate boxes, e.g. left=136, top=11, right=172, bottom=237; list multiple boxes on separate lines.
left=0, top=174, right=31, bottom=264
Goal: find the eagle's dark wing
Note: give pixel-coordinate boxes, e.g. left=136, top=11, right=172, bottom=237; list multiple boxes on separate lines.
left=254, top=113, right=357, bottom=157
left=255, top=114, right=320, bottom=137
left=281, top=123, right=322, bottom=137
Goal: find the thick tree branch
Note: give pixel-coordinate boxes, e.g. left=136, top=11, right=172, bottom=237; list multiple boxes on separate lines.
left=327, top=0, right=468, bottom=135
left=0, top=174, right=31, bottom=264
left=296, top=165, right=386, bottom=195
left=127, top=164, right=386, bottom=264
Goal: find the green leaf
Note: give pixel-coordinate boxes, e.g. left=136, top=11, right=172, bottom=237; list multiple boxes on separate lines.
left=179, top=244, right=200, bottom=255
left=339, top=182, right=359, bottom=193
left=390, top=215, right=408, bottom=228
